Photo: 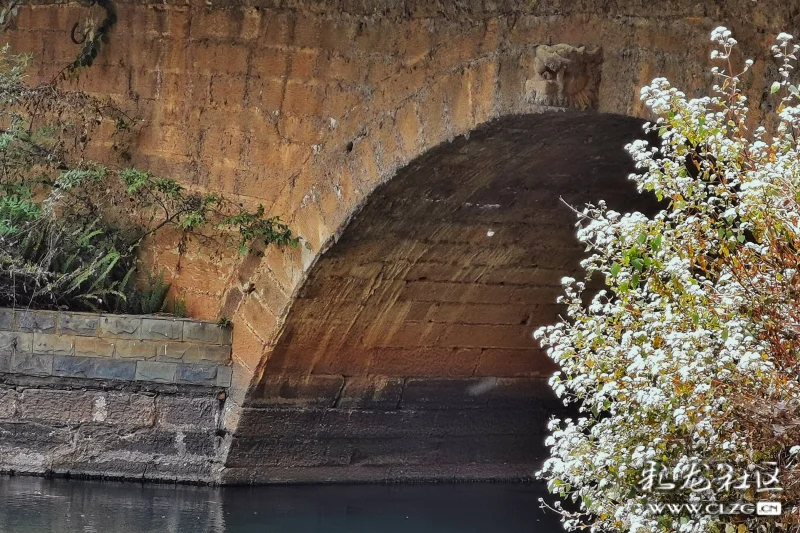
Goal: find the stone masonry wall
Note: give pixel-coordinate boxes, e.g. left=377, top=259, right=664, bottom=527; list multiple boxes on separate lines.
left=0, top=308, right=232, bottom=387
left=5, top=1, right=791, bottom=421
left=3, top=0, right=797, bottom=483
left=0, top=308, right=232, bottom=482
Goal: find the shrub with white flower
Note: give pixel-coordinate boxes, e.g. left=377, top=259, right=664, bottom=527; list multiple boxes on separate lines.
left=535, top=28, right=800, bottom=533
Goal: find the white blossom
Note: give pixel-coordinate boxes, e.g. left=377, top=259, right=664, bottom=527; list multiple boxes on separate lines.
left=535, top=29, right=800, bottom=533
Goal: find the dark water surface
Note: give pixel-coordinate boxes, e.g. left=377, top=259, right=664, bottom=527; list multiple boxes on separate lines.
left=0, top=476, right=560, bottom=532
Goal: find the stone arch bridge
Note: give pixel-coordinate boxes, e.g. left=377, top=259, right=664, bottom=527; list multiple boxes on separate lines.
left=0, top=0, right=790, bottom=483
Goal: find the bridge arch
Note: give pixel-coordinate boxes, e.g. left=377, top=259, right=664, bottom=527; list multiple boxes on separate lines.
left=3, top=0, right=789, bottom=483
left=222, top=110, right=655, bottom=482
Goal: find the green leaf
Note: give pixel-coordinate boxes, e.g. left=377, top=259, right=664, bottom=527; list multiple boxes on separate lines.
left=610, top=262, right=621, bottom=277
left=651, top=235, right=662, bottom=251
left=772, top=81, right=782, bottom=94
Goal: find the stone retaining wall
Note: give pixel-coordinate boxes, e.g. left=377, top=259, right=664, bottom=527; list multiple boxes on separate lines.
left=0, top=308, right=232, bottom=483
left=0, top=309, right=232, bottom=387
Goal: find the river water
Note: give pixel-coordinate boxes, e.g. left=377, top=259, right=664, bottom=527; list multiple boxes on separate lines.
left=0, top=476, right=561, bottom=532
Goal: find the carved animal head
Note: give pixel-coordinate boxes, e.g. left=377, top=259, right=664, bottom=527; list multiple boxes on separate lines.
left=526, top=44, right=602, bottom=110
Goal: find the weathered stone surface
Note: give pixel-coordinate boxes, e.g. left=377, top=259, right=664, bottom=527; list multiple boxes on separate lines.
left=104, top=393, right=156, bottom=426
left=0, top=331, right=32, bottom=355
left=0, top=389, right=17, bottom=417
left=183, top=322, right=222, bottom=344
left=135, top=361, right=177, bottom=383
left=182, top=344, right=232, bottom=364
left=53, top=355, right=96, bottom=379
left=0, top=309, right=13, bottom=330
left=99, top=316, right=141, bottom=339
left=19, top=389, right=94, bottom=423
left=16, top=311, right=56, bottom=333
left=216, top=366, right=233, bottom=387
left=156, top=396, right=217, bottom=430
left=33, top=333, right=74, bottom=356
left=141, top=318, right=183, bottom=341
left=59, top=313, right=100, bottom=336
left=175, top=363, right=218, bottom=386
left=10, top=353, right=52, bottom=376
left=0, top=384, right=221, bottom=483
left=115, top=340, right=156, bottom=359
left=1, top=309, right=231, bottom=390
left=74, top=336, right=115, bottom=358
left=337, top=376, right=405, bottom=409
left=250, top=375, right=345, bottom=406
left=94, top=359, right=138, bottom=381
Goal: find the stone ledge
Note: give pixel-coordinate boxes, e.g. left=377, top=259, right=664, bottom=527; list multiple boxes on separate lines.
left=0, top=308, right=232, bottom=344
left=0, top=308, right=233, bottom=388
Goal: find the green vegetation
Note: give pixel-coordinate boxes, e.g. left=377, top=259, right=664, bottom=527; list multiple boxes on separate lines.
left=0, top=46, right=298, bottom=314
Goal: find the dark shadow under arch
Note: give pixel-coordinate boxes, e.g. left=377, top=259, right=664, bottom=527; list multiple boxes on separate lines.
left=224, top=111, right=655, bottom=483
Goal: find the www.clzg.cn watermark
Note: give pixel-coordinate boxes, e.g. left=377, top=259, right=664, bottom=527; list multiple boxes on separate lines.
left=637, top=461, right=783, bottom=517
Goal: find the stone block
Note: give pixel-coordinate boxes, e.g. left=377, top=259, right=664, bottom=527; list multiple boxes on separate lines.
left=175, top=363, right=218, bottom=386
left=16, top=311, right=57, bottom=333
left=181, top=344, right=232, bottom=364
left=317, top=409, right=439, bottom=440
left=19, top=389, right=94, bottom=423
left=53, top=355, right=96, bottom=379
left=0, top=388, right=17, bottom=418
left=220, top=325, right=233, bottom=345
left=114, top=340, right=157, bottom=359
left=0, top=331, right=33, bottom=355
left=140, top=318, right=183, bottom=341
left=59, top=312, right=100, bottom=336
left=76, top=425, right=176, bottom=455
left=10, top=353, right=53, bottom=376
left=74, top=336, right=115, bottom=358
left=154, top=341, right=190, bottom=362
left=0, top=353, right=9, bottom=373
left=216, top=366, right=233, bottom=388
left=251, top=375, right=344, bottom=406
left=337, top=377, right=405, bottom=409
left=182, top=321, right=222, bottom=344
left=155, top=396, right=217, bottom=429
left=324, top=437, right=441, bottom=467
left=226, top=438, right=331, bottom=468
left=104, top=393, right=155, bottom=426
left=0, top=309, right=13, bottom=330
left=99, top=316, right=142, bottom=339
left=135, top=361, right=177, bottom=383
left=33, top=333, right=75, bottom=356
left=182, top=431, right=217, bottom=456
left=430, top=408, right=549, bottom=438
left=233, top=407, right=325, bottom=438
left=94, top=359, right=137, bottom=381
left=1, top=421, right=73, bottom=448
left=400, top=378, right=491, bottom=409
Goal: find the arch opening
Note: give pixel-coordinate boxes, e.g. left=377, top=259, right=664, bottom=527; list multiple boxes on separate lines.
left=224, top=111, right=655, bottom=483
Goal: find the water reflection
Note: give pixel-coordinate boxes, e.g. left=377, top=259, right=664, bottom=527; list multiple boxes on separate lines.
left=0, top=475, right=561, bottom=532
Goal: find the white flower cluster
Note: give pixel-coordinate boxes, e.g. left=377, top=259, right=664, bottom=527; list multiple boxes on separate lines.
left=535, top=28, right=800, bottom=532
